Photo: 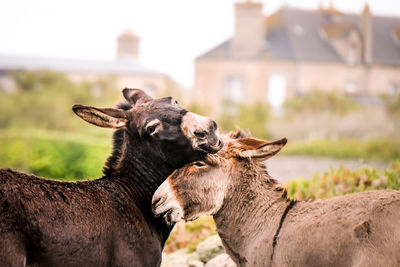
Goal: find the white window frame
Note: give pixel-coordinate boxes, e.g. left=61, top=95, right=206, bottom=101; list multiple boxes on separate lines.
left=267, top=74, right=287, bottom=108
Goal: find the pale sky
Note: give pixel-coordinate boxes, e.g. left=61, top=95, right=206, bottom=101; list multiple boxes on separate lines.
left=1, top=0, right=400, bottom=87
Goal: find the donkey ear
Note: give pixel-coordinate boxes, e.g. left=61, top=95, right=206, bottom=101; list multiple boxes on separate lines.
left=123, top=88, right=153, bottom=105
left=72, top=104, right=128, bottom=129
left=229, top=137, right=287, bottom=159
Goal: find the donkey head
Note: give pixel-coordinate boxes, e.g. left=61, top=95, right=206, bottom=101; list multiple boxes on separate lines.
left=72, top=88, right=223, bottom=169
left=152, top=136, right=287, bottom=223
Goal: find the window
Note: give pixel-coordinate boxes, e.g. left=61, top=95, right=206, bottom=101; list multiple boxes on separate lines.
left=293, top=24, right=304, bottom=35
left=344, top=81, right=358, bottom=94
left=224, top=76, right=243, bottom=102
left=267, top=74, right=287, bottom=108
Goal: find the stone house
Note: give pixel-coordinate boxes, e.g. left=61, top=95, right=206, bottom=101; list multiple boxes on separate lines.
left=193, top=2, right=400, bottom=115
left=0, top=30, right=183, bottom=98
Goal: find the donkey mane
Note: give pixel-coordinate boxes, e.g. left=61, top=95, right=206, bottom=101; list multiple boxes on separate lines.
left=103, top=128, right=126, bottom=177
left=239, top=156, right=287, bottom=198
left=103, top=101, right=133, bottom=177
left=221, top=129, right=286, bottom=197
left=225, top=129, right=285, bottom=196
left=226, top=129, right=251, bottom=139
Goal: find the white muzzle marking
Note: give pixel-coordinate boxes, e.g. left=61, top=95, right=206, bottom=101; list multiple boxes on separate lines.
left=152, top=180, right=184, bottom=224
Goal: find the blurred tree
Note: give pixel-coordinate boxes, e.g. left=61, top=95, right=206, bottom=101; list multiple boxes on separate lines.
left=383, top=93, right=400, bottom=114
left=284, top=89, right=358, bottom=116
left=218, top=101, right=270, bottom=139
left=186, top=103, right=209, bottom=117
left=0, top=70, right=120, bottom=131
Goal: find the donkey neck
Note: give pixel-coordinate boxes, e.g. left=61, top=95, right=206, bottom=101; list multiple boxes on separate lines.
left=213, top=169, right=291, bottom=266
left=104, top=129, right=174, bottom=210
left=101, top=130, right=174, bottom=244
left=116, top=152, right=172, bottom=204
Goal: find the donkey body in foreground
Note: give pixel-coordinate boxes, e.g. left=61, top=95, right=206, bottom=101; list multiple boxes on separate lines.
left=0, top=89, right=223, bottom=267
left=153, top=134, right=400, bottom=267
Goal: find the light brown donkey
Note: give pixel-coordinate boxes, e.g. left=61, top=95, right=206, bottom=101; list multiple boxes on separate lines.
left=153, top=135, right=400, bottom=267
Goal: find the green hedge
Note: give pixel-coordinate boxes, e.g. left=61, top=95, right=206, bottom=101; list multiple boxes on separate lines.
left=284, top=90, right=359, bottom=115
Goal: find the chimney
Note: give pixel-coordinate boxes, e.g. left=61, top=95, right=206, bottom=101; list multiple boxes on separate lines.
left=232, top=1, right=265, bottom=58
left=361, top=3, right=372, bottom=66
left=117, top=29, right=139, bottom=62
left=318, top=1, right=324, bottom=11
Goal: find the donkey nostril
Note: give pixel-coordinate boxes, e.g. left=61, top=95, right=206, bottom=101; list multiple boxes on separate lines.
left=152, top=195, right=165, bottom=209
left=194, top=130, right=207, bottom=139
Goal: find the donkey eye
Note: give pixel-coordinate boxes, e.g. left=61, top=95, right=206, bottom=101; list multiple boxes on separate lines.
left=193, top=161, right=206, bottom=167
left=145, top=119, right=162, bottom=135
left=172, top=99, right=178, bottom=105
left=147, top=125, right=158, bottom=134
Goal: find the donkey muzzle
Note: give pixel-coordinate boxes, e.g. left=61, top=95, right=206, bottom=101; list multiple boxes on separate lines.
left=152, top=181, right=184, bottom=224
left=181, top=112, right=223, bottom=154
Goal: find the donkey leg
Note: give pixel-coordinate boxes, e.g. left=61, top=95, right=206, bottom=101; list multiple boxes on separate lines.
left=0, top=232, right=26, bottom=267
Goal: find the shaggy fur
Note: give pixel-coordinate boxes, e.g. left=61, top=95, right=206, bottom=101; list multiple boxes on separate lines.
left=0, top=89, right=221, bottom=267
left=153, top=135, right=400, bottom=267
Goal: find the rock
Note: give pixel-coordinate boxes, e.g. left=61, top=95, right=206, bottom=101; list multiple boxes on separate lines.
left=188, top=259, right=204, bottom=267
left=187, top=253, right=204, bottom=267
left=205, top=253, right=236, bottom=267
left=161, top=250, right=192, bottom=267
left=162, top=234, right=228, bottom=267
left=196, top=235, right=225, bottom=263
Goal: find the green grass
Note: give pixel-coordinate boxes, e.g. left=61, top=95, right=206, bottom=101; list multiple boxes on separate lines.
left=0, top=129, right=111, bottom=181
left=283, top=138, right=400, bottom=162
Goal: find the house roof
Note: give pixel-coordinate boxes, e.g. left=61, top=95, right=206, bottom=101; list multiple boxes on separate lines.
left=197, top=7, right=400, bottom=66
left=0, top=54, right=164, bottom=76
left=320, top=23, right=356, bottom=39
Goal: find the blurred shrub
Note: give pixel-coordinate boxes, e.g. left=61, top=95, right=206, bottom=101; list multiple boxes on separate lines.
left=218, top=101, right=270, bottom=139
left=284, top=90, right=358, bottom=116
left=12, top=70, right=68, bottom=92
left=283, top=138, right=400, bottom=162
left=0, top=130, right=110, bottom=180
left=382, top=93, right=400, bottom=114
left=186, top=103, right=209, bottom=117
left=0, top=70, right=120, bottom=131
left=287, top=161, right=400, bottom=200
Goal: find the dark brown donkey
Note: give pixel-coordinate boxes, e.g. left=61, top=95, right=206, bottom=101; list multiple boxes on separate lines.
left=0, top=89, right=223, bottom=267
left=153, top=134, right=400, bottom=267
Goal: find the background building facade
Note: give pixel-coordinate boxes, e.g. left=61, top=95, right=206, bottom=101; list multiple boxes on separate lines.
left=194, top=2, right=400, bottom=115
left=0, top=30, right=183, bottom=99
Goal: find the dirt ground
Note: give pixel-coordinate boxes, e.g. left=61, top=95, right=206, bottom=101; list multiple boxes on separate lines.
left=267, top=155, right=389, bottom=183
